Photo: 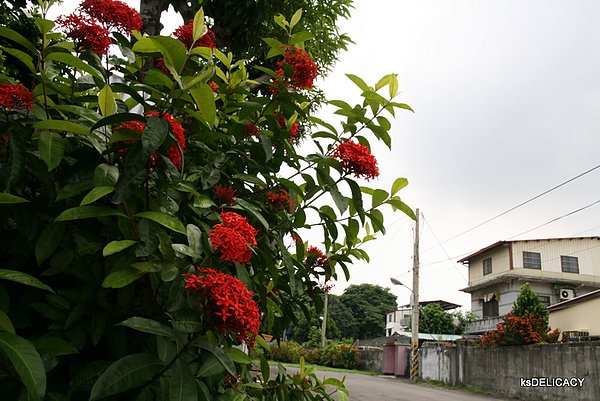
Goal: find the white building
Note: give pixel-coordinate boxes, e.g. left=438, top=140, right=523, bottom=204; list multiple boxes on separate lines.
left=459, top=237, right=600, bottom=333
left=385, top=300, right=460, bottom=337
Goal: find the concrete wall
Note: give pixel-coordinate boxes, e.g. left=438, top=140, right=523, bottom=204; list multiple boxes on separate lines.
left=357, top=348, right=382, bottom=373
left=420, top=342, right=600, bottom=401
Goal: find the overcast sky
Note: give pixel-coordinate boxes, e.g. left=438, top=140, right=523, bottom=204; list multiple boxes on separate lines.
left=318, top=0, right=600, bottom=309
left=49, top=1, right=600, bottom=310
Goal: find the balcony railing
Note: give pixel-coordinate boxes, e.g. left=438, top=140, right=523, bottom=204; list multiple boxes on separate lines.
left=465, top=317, right=502, bottom=334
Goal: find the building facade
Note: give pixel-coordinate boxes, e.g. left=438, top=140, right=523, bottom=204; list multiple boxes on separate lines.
left=548, top=288, right=600, bottom=338
left=459, top=237, right=600, bottom=333
left=385, top=300, right=460, bottom=337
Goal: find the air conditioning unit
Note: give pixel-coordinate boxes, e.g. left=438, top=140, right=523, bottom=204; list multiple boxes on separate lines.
left=559, top=288, right=574, bottom=301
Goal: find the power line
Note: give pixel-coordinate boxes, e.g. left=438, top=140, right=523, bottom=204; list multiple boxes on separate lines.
left=508, top=198, right=600, bottom=239
left=421, top=213, right=466, bottom=280
left=424, top=162, right=600, bottom=251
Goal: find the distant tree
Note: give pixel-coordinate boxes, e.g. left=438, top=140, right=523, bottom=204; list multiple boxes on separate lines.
left=139, top=0, right=353, bottom=74
left=418, top=303, right=456, bottom=335
left=452, top=310, right=478, bottom=335
left=340, top=284, right=397, bottom=339
left=328, top=294, right=358, bottom=340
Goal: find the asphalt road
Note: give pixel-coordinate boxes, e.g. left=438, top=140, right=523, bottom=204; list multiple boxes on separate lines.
left=308, top=369, right=518, bottom=401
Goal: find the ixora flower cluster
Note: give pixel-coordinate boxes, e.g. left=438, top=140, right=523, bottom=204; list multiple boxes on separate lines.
left=183, top=268, right=261, bottom=347
left=209, top=212, right=258, bottom=264
left=306, top=246, right=330, bottom=268
left=479, top=312, right=560, bottom=347
left=115, top=111, right=186, bottom=170
left=276, top=46, right=318, bottom=90
left=173, top=20, right=216, bottom=49
left=0, top=83, right=34, bottom=111
left=332, top=140, right=380, bottom=180
left=57, top=0, right=142, bottom=54
left=265, top=188, right=295, bottom=212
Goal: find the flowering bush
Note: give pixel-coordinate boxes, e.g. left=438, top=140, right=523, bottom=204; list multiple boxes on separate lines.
left=0, top=4, right=413, bottom=400
left=480, top=313, right=561, bottom=346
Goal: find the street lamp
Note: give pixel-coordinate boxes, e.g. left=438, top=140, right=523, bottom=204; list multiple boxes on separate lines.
left=390, top=277, right=419, bottom=382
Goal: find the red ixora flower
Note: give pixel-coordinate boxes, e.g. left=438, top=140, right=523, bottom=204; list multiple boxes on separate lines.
left=0, top=83, right=34, bottom=111
left=277, top=116, right=300, bottom=142
left=183, top=268, right=261, bottom=347
left=78, top=0, right=143, bottom=33
left=306, top=246, right=330, bottom=268
left=114, top=111, right=186, bottom=169
left=209, top=212, right=258, bottom=264
left=245, top=121, right=259, bottom=137
left=173, top=21, right=216, bottom=49
left=57, top=14, right=112, bottom=55
left=332, top=140, right=380, bottom=180
left=276, top=46, right=318, bottom=90
left=213, top=184, right=237, bottom=206
left=266, top=188, right=295, bottom=212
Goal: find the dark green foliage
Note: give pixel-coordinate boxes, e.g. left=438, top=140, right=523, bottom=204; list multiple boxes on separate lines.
left=339, top=284, right=397, bottom=339
left=512, top=282, right=549, bottom=327
left=269, top=341, right=359, bottom=370
left=418, top=303, right=456, bottom=335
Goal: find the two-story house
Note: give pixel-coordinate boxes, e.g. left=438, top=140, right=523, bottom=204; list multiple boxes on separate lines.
left=385, top=300, right=460, bottom=337
left=458, top=237, right=600, bottom=334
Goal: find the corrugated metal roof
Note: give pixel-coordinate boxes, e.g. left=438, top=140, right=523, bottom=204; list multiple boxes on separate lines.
left=392, top=331, right=463, bottom=341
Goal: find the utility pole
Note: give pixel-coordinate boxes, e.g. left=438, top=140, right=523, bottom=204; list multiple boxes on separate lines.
left=410, top=208, right=420, bottom=382
left=321, top=292, right=328, bottom=348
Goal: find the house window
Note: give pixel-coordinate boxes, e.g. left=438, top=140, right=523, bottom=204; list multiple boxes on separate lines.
left=538, top=296, right=550, bottom=307
left=561, top=256, right=579, bottom=273
left=388, top=314, right=392, bottom=322
left=523, top=251, right=541, bottom=269
left=483, top=258, right=492, bottom=275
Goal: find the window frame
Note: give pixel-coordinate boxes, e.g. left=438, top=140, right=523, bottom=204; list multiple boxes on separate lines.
left=483, top=257, right=492, bottom=275
left=561, top=255, right=579, bottom=273
left=523, top=251, right=542, bottom=269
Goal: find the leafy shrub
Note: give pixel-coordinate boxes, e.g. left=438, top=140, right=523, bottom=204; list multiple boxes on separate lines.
left=269, top=341, right=306, bottom=364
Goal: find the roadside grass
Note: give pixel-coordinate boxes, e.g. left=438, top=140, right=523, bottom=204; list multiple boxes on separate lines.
left=419, top=379, right=491, bottom=395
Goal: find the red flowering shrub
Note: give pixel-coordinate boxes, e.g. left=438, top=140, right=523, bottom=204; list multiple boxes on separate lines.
left=276, top=46, right=318, bottom=90
left=479, top=312, right=560, bottom=346
left=57, top=14, right=112, bottom=55
left=79, top=0, right=142, bottom=33
left=266, top=188, right=295, bottom=212
left=183, top=268, right=261, bottom=347
left=0, top=83, right=34, bottom=111
left=174, top=21, right=216, bottom=49
left=209, top=212, right=258, bottom=264
left=306, top=246, right=329, bottom=268
left=245, top=121, right=260, bottom=136
left=332, top=140, right=380, bottom=180
left=277, top=116, right=300, bottom=141
left=214, top=184, right=237, bottom=206
left=114, top=111, right=186, bottom=169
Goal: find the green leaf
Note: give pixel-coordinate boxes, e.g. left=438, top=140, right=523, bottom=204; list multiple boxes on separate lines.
left=170, top=360, right=197, bottom=401
left=372, top=189, right=388, bottom=208
left=34, top=120, right=90, bottom=136
left=389, top=73, right=399, bottom=97
left=80, top=186, right=115, bottom=206
left=346, top=74, right=370, bottom=92
left=289, top=9, right=303, bottom=28
left=91, top=112, right=146, bottom=132
left=151, top=36, right=187, bottom=74
left=102, top=240, right=137, bottom=257
left=0, top=46, right=35, bottom=72
left=224, top=347, right=252, bottom=365
left=260, top=356, right=270, bottom=382
left=289, top=31, right=313, bottom=46
left=232, top=173, right=266, bottom=188
left=118, top=317, right=177, bottom=339
left=329, top=185, right=348, bottom=214
left=35, top=223, right=65, bottom=265
left=0, top=26, right=38, bottom=55
left=387, top=197, right=416, bottom=220
left=35, top=18, right=55, bottom=34
left=192, top=8, right=205, bottom=43
left=197, top=341, right=236, bottom=376
left=93, top=164, right=119, bottom=187
left=89, top=353, right=164, bottom=401
left=391, top=177, right=409, bottom=196
left=196, top=353, right=225, bottom=377
left=0, top=332, right=46, bottom=401
left=98, top=85, right=116, bottom=117
left=101, top=267, right=145, bottom=288
left=45, top=52, right=103, bottom=80
left=171, top=309, right=202, bottom=333
left=0, top=193, right=29, bottom=204
left=54, top=206, right=126, bottom=222
left=38, top=131, right=64, bottom=171
left=190, top=84, right=216, bottom=127
left=135, top=212, right=186, bottom=235
left=0, top=270, right=54, bottom=293
left=234, top=198, right=269, bottom=229
left=0, top=311, right=15, bottom=334
left=32, top=337, right=78, bottom=356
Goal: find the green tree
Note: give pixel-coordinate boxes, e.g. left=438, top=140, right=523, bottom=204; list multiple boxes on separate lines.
left=452, top=310, right=477, bottom=335
left=340, top=284, right=397, bottom=339
left=513, top=282, right=549, bottom=327
left=328, top=294, right=358, bottom=340
left=418, top=303, right=455, bottom=335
